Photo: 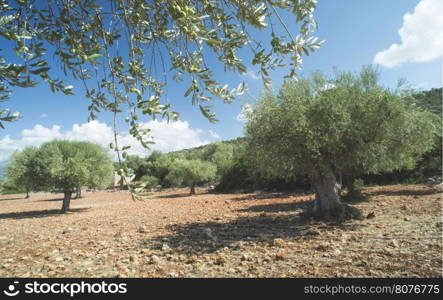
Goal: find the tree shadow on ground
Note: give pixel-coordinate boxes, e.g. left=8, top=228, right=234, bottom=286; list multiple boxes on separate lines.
left=0, top=208, right=90, bottom=220
left=154, top=193, right=193, bottom=199
left=38, top=197, right=84, bottom=202
left=143, top=199, right=362, bottom=255
left=236, top=201, right=312, bottom=213
left=0, top=196, right=27, bottom=201
left=363, top=187, right=438, bottom=197
left=341, top=192, right=370, bottom=204
left=154, top=191, right=212, bottom=199
left=231, top=192, right=308, bottom=201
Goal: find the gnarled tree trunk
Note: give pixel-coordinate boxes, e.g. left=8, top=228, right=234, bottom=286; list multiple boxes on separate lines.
left=61, top=191, right=72, bottom=213
left=190, top=183, right=196, bottom=195
left=312, top=170, right=342, bottom=214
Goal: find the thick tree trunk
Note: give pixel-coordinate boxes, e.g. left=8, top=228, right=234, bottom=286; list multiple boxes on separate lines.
left=312, top=170, right=342, bottom=214
left=190, top=183, right=196, bottom=195
left=76, top=188, right=82, bottom=199
left=61, top=191, right=72, bottom=213
left=25, top=190, right=30, bottom=199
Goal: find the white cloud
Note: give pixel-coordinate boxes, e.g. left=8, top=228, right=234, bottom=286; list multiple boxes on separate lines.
left=0, top=120, right=213, bottom=161
left=236, top=104, right=253, bottom=122
left=208, top=130, right=220, bottom=139
left=373, top=0, right=443, bottom=67
left=40, top=114, right=48, bottom=118
left=139, top=120, right=210, bottom=154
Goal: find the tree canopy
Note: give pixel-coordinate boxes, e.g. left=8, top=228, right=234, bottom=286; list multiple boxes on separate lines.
left=0, top=0, right=322, bottom=156
left=245, top=66, right=439, bottom=217
left=6, top=146, right=37, bottom=198
left=31, top=140, right=114, bottom=212
left=165, top=158, right=216, bottom=194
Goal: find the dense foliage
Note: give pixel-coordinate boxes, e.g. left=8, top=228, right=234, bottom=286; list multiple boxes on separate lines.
left=0, top=0, right=322, bottom=157
left=5, top=146, right=37, bottom=198
left=5, top=140, right=114, bottom=212
left=165, top=159, right=217, bottom=194
left=244, top=67, right=438, bottom=215
left=120, top=84, right=441, bottom=196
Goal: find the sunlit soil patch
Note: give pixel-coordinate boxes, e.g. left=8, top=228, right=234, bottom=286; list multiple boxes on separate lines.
left=0, top=185, right=441, bottom=277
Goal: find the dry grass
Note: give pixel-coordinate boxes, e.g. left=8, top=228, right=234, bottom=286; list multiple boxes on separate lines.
left=0, top=184, right=441, bottom=277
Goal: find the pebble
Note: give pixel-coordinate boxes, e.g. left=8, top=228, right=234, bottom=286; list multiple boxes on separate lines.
left=272, top=238, right=286, bottom=247
left=149, top=255, right=161, bottom=264
left=138, top=226, right=147, bottom=233
left=275, top=253, right=287, bottom=261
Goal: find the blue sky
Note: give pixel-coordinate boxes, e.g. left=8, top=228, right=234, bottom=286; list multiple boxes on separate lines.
left=0, top=0, right=442, bottom=161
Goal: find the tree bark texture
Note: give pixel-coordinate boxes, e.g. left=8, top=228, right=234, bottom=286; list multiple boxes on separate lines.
left=61, top=191, right=72, bottom=213
left=190, top=183, right=196, bottom=195
left=312, top=170, right=342, bottom=214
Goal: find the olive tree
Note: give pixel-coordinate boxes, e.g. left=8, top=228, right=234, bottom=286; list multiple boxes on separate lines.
left=32, top=140, right=114, bottom=213
left=203, top=142, right=235, bottom=178
left=6, top=146, right=37, bottom=198
left=144, top=152, right=174, bottom=186
left=0, top=0, right=322, bottom=154
left=245, top=67, right=439, bottom=217
left=166, top=159, right=216, bottom=194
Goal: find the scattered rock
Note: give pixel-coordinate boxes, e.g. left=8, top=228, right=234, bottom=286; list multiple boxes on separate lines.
left=383, top=247, right=394, bottom=256
left=303, top=229, right=321, bottom=236
left=0, top=185, right=440, bottom=277
left=315, top=244, right=329, bottom=251
left=161, top=243, right=171, bottom=251
left=214, top=256, right=226, bottom=265
left=366, top=212, right=375, bottom=219
left=432, top=183, right=443, bottom=192
left=275, top=253, right=287, bottom=261
left=391, top=239, right=400, bottom=248
left=138, top=226, right=147, bottom=233
left=62, top=227, right=73, bottom=234
left=149, top=255, right=161, bottom=265
left=168, top=271, right=178, bottom=277
left=202, top=228, right=217, bottom=240
left=187, top=255, right=198, bottom=264
left=272, top=238, right=286, bottom=247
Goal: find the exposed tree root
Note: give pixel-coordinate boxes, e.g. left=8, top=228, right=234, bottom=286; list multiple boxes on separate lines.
left=303, top=203, right=364, bottom=223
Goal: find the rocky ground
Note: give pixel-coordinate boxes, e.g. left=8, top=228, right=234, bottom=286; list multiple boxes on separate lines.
left=0, top=185, right=441, bottom=277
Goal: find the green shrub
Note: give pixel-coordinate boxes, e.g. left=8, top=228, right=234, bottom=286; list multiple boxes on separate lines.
left=139, top=175, right=159, bottom=189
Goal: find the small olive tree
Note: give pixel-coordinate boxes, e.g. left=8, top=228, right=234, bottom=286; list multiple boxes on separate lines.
left=32, top=140, right=114, bottom=213
left=245, top=67, right=439, bottom=218
left=6, top=146, right=38, bottom=198
left=166, top=159, right=217, bottom=194
left=203, top=142, right=235, bottom=179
